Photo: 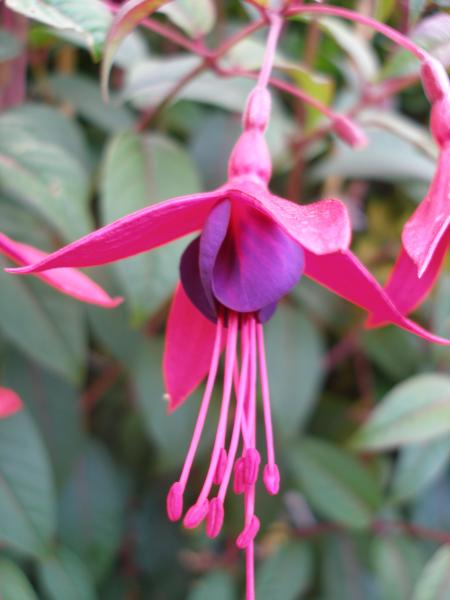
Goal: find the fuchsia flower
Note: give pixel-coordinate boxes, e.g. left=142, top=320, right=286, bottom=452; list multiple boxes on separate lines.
left=6, top=16, right=449, bottom=599
left=369, top=58, right=450, bottom=325
left=0, top=232, right=122, bottom=308
left=0, top=387, right=22, bottom=418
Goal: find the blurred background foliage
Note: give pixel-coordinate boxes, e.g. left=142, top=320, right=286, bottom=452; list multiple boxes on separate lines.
left=0, top=0, right=450, bottom=598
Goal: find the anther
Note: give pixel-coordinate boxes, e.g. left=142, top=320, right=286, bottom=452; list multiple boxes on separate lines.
left=206, top=497, right=225, bottom=538
left=263, top=463, right=280, bottom=495
left=166, top=482, right=184, bottom=522
left=236, top=516, right=260, bottom=549
left=244, top=448, right=261, bottom=487
left=214, top=448, right=227, bottom=485
left=183, top=499, right=209, bottom=529
left=233, top=457, right=246, bottom=495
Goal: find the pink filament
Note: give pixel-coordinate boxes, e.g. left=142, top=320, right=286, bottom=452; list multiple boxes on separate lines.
left=187, top=313, right=238, bottom=512
left=256, top=325, right=277, bottom=473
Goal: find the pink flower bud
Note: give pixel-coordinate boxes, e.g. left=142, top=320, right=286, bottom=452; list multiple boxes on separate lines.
left=214, top=448, right=228, bottom=485
left=263, top=463, right=280, bottom=495
left=183, top=499, right=209, bottom=528
left=236, top=516, right=260, bottom=549
left=233, top=457, right=246, bottom=495
left=333, top=115, right=368, bottom=149
left=166, top=482, right=184, bottom=522
left=244, top=448, right=261, bottom=486
left=430, top=97, right=450, bottom=147
left=206, top=497, right=225, bottom=538
left=228, top=130, right=272, bottom=184
left=243, top=87, right=272, bottom=132
left=421, top=56, right=450, bottom=103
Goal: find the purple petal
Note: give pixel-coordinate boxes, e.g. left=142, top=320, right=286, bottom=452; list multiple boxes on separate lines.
left=180, top=237, right=217, bottom=322
left=211, top=203, right=305, bottom=313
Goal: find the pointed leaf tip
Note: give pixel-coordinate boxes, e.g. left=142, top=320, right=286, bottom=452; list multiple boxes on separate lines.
left=101, top=0, right=174, bottom=101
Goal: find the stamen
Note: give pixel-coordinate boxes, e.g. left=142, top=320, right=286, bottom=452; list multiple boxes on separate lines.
left=186, top=313, right=239, bottom=515
left=233, top=457, right=246, bottom=495
left=213, top=448, right=228, bottom=486
left=206, top=497, right=225, bottom=538
left=246, top=542, right=256, bottom=600
left=183, top=499, right=209, bottom=528
left=256, top=323, right=280, bottom=495
left=218, top=318, right=251, bottom=502
left=178, top=317, right=224, bottom=490
left=244, top=448, right=261, bottom=487
left=166, top=481, right=184, bottom=522
left=236, top=515, right=260, bottom=549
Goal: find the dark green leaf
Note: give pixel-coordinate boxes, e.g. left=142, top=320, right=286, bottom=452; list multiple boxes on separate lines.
left=290, top=437, right=382, bottom=529
left=0, top=558, right=39, bottom=600
left=350, top=374, right=450, bottom=451
left=412, top=545, right=450, bottom=600
left=187, top=571, right=235, bottom=600
left=0, top=408, right=56, bottom=558
left=37, top=547, right=96, bottom=600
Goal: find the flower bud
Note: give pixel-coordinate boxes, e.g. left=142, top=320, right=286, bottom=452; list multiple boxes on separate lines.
left=333, top=115, right=368, bottom=149
left=421, top=56, right=450, bottom=103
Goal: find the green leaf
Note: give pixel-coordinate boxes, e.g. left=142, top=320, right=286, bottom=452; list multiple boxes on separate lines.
left=0, top=257, right=82, bottom=383
left=123, top=55, right=254, bottom=112
left=0, top=408, right=56, bottom=558
left=46, top=74, right=135, bottom=133
left=0, top=559, right=39, bottom=600
left=3, top=346, right=85, bottom=486
left=350, top=374, right=450, bottom=451
left=6, top=0, right=111, bottom=60
left=161, top=0, right=216, bottom=38
left=256, top=542, right=313, bottom=600
left=264, top=304, right=324, bottom=439
left=314, top=131, right=435, bottom=183
left=0, top=106, right=92, bottom=242
left=37, top=547, right=96, bottom=600
left=361, top=327, right=422, bottom=381
left=187, top=571, right=235, bottom=600
left=289, top=437, right=382, bottom=529
left=390, top=438, right=450, bottom=504
left=58, top=440, right=124, bottom=581
left=372, top=536, right=426, bottom=600
left=412, top=545, right=450, bottom=600
left=100, top=131, right=201, bottom=325
left=101, top=0, right=172, bottom=99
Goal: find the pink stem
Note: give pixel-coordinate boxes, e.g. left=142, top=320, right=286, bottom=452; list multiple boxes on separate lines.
left=103, top=0, right=202, bottom=54
left=178, top=316, right=224, bottom=489
left=285, top=4, right=427, bottom=61
left=195, top=313, right=238, bottom=505
left=246, top=542, right=256, bottom=600
left=257, top=13, right=284, bottom=90
left=256, top=323, right=276, bottom=468
left=218, top=319, right=251, bottom=502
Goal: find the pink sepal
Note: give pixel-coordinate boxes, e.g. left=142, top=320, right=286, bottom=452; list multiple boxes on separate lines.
left=402, top=146, right=450, bottom=276
left=421, top=56, right=450, bottom=103
left=7, top=190, right=225, bottom=274
left=0, top=233, right=122, bottom=308
left=305, top=249, right=450, bottom=345
left=163, top=284, right=223, bottom=412
left=206, top=497, right=224, bottom=538
left=236, top=516, right=260, bottom=549
left=0, top=387, right=22, bottom=418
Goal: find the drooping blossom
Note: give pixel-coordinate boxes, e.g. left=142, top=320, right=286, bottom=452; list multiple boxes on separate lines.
left=366, top=57, right=450, bottom=325
left=0, top=232, right=122, bottom=308
left=7, top=16, right=449, bottom=600
left=0, top=387, right=22, bottom=418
